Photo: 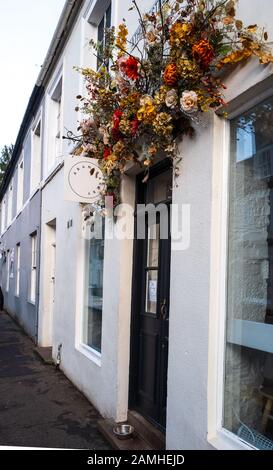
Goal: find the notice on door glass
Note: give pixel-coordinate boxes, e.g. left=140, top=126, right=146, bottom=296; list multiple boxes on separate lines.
left=149, top=280, right=157, bottom=302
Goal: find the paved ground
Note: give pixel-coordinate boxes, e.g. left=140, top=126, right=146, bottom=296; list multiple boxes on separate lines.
left=0, top=311, right=111, bottom=449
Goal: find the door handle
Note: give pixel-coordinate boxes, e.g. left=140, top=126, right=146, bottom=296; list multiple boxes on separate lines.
left=160, top=299, right=167, bottom=321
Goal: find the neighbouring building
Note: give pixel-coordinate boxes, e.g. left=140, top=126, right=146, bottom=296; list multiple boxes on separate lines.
left=0, top=86, right=43, bottom=340
left=1, top=0, right=273, bottom=450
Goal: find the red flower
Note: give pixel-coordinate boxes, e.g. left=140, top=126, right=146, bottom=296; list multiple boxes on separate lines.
left=112, top=109, right=123, bottom=141
left=103, top=147, right=112, bottom=159
left=131, top=118, right=139, bottom=136
left=112, top=109, right=123, bottom=130
left=119, top=56, right=139, bottom=81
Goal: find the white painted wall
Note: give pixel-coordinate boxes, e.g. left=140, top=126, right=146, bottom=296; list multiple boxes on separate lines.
left=39, top=166, right=136, bottom=420
left=165, top=0, right=273, bottom=451
left=38, top=0, right=137, bottom=421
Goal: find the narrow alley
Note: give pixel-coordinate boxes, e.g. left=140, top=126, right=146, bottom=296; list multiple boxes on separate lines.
left=0, top=311, right=110, bottom=449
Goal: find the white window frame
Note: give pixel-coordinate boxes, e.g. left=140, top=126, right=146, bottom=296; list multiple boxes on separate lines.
left=82, top=234, right=104, bottom=356
left=17, top=156, right=24, bottom=214
left=30, top=116, right=42, bottom=194
left=29, top=233, right=37, bottom=304
left=207, top=116, right=255, bottom=450
left=85, top=0, right=111, bottom=26
left=46, top=71, right=63, bottom=173
left=1, top=196, right=6, bottom=233
left=96, top=1, right=112, bottom=71
left=7, top=179, right=13, bottom=226
left=6, top=250, right=10, bottom=292
left=15, top=243, right=21, bottom=297
left=207, top=83, right=273, bottom=450
left=75, top=220, right=106, bottom=367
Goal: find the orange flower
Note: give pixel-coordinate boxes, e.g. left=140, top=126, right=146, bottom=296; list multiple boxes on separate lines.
left=192, top=39, right=214, bottom=68
left=163, top=63, right=178, bottom=86
left=170, top=22, right=192, bottom=47
left=116, top=23, right=128, bottom=57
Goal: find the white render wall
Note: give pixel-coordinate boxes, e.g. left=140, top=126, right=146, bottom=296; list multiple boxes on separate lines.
left=37, top=0, right=273, bottom=450
left=167, top=115, right=215, bottom=450
left=166, top=0, right=273, bottom=450
left=38, top=0, right=142, bottom=422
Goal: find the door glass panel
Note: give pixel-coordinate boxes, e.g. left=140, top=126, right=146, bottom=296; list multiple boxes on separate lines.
left=145, top=270, right=158, bottom=314
left=224, top=96, right=273, bottom=449
left=146, top=169, right=173, bottom=204
left=147, top=223, right=159, bottom=268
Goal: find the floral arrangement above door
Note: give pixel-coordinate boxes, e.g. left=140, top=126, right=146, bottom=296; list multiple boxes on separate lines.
left=66, top=0, right=273, bottom=206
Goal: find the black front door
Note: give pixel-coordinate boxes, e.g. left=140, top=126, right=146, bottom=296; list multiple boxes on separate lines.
left=129, top=161, right=172, bottom=430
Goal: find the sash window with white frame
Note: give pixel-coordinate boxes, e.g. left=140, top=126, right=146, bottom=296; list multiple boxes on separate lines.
left=15, top=243, right=20, bottom=297
left=82, top=216, right=105, bottom=355
left=97, top=2, right=111, bottom=71
left=1, top=197, right=6, bottom=233
left=30, top=233, right=37, bottom=303
left=7, top=180, right=13, bottom=226
left=17, top=158, right=24, bottom=213
left=224, top=96, right=273, bottom=450
left=6, top=250, right=10, bottom=292
left=31, top=119, right=42, bottom=193
left=47, top=76, right=63, bottom=169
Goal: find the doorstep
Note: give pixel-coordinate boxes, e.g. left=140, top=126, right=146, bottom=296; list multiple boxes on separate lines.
left=34, top=346, right=54, bottom=365
left=98, top=410, right=165, bottom=451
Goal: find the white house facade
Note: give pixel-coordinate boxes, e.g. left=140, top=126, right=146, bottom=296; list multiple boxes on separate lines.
left=1, top=0, right=273, bottom=451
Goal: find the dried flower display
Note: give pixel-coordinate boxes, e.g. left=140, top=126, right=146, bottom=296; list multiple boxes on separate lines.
left=66, top=0, right=273, bottom=206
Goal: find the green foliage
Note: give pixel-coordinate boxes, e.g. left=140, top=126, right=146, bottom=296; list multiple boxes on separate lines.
left=0, top=144, right=14, bottom=187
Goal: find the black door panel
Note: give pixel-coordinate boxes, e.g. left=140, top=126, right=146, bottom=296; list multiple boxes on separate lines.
left=129, top=161, right=172, bottom=430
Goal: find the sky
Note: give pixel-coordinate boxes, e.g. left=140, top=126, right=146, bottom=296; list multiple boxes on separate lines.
left=0, top=0, right=66, bottom=150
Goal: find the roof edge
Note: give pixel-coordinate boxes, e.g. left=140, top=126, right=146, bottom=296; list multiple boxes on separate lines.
left=0, top=0, right=84, bottom=200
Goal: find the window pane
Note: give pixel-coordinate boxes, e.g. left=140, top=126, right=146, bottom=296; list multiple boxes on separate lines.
left=224, top=97, right=273, bottom=449
left=6, top=250, right=10, bottom=291
left=97, top=3, right=112, bottom=71
left=147, top=223, right=159, bottom=268
left=97, top=16, right=105, bottom=70
left=16, top=244, right=20, bottom=296
left=97, top=16, right=104, bottom=43
left=30, top=234, right=37, bottom=302
left=83, top=221, right=104, bottom=353
left=145, top=270, right=158, bottom=314
left=106, top=3, right=112, bottom=29
left=146, top=169, right=172, bottom=204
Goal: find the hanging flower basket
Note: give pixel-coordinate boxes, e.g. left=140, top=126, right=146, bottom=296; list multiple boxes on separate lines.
left=65, top=0, right=273, bottom=207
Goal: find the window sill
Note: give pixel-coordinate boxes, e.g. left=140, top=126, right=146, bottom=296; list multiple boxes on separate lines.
left=41, top=160, right=64, bottom=189
left=28, top=300, right=36, bottom=306
left=15, top=209, right=23, bottom=222
left=29, top=186, right=40, bottom=201
left=76, top=342, right=102, bottom=367
left=208, top=429, right=256, bottom=451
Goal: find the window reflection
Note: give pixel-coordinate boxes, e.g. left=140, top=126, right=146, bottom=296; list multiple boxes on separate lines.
left=147, top=223, right=159, bottom=268
left=83, top=220, right=104, bottom=353
left=146, top=169, right=173, bottom=204
left=145, top=270, right=158, bottom=315
left=224, top=97, right=273, bottom=449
